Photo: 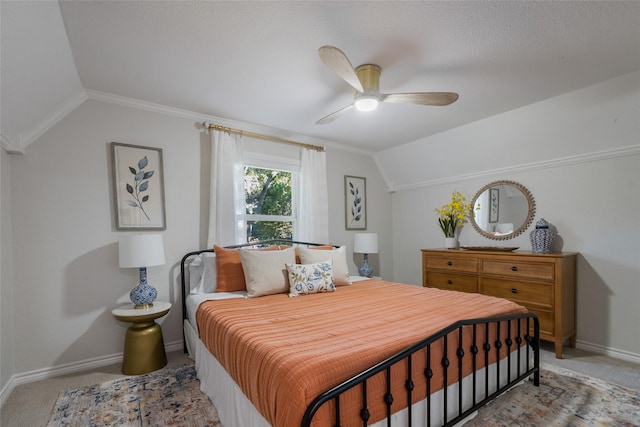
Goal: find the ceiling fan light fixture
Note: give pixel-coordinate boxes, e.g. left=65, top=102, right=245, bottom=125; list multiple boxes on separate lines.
left=354, top=95, right=379, bottom=112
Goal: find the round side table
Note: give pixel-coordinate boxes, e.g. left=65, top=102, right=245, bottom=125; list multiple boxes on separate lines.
left=112, top=301, right=171, bottom=375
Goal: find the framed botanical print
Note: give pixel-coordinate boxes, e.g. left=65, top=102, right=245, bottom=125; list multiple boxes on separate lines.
left=111, top=142, right=166, bottom=230
left=344, top=175, right=366, bottom=230
left=489, top=187, right=499, bottom=223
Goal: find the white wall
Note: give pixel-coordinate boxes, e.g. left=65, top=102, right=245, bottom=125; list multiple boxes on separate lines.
left=2, top=98, right=389, bottom=388
left=326, top=150, right=393, bottom=280
left=1, top=149, right=14, bottom=395
left=8, top=100, right=201, bottom=375
left=379, top=72, right=640, bottom=360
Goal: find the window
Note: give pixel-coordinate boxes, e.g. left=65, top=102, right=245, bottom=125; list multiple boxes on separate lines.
left=244, top=164, right=298, bottom=242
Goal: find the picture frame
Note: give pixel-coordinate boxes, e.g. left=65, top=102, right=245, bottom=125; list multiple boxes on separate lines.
left=111, top=142, right=166, bottom=230
left=489, top=187, right=499, bottom=223
left=344, top=175, right=367, bottom=230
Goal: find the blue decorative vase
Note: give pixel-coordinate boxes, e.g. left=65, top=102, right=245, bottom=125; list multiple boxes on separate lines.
left=358, top=254, right=373, bottom=278
left=130, top=267, right=157, bottom=308
left=530, top=218, right=555, bottom=253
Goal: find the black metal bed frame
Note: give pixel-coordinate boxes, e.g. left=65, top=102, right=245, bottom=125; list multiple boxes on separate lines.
left=180, top=240, right=540, bottom=427
left=302, top=314, right=539, bottom=427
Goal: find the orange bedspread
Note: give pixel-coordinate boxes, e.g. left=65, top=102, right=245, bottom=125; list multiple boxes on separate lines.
left=196, top=280, right=528, bottom=427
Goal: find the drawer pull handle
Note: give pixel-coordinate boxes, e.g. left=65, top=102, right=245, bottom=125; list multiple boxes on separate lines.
left=447, top=261, right=453, bottom=266
left=511, top=288, right=518, bottom=294
left=447, top=280, right=453, bottom=285
left=511, top=266, right=518, bottom=271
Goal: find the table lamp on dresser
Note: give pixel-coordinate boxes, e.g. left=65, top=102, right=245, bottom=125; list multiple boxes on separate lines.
left=118, top=233, right=165, bottom=309
left=354, top=232, right=378, bottom=278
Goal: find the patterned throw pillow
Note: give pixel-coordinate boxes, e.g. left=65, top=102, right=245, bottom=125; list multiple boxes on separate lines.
left=286, top=261, right=336, bottom=297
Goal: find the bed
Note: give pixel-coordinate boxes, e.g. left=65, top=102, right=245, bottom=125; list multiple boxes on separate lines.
left=180, top=240, right=540, bottom=427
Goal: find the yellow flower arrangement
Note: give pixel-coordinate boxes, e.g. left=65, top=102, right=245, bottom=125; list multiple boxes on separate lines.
left=435, top=191, right=472, bottom=238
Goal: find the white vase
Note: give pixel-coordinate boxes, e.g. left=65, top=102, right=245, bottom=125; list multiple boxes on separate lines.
left=445, top=237, right=458, bottom=249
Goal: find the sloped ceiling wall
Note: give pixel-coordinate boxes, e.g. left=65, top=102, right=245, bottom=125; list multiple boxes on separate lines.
left=2, top=1, right=639, bottom=155
left=374, top=71, right=640, bottom=192
left=1, top=1, right=84, bottom=153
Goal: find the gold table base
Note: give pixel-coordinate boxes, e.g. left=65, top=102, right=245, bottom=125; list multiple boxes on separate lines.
left=122, top=321, right=167, bottom=375
left=113, top=306, right=170, bottom=375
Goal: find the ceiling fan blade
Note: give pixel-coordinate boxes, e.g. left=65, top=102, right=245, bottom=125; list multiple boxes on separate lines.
left=318, top=45, right=364, bottom=93
left=382, top=92, right=459, bottom=106
left=316, top=104, right=354, bottom=125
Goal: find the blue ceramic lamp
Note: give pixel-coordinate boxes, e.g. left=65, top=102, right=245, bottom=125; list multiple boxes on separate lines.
left=119, top=234, right=165, bottom=309
left=354, top=233, right=378, bottom=278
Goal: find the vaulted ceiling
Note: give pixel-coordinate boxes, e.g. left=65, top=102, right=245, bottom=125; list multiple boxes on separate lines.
left=2, top=1, right=639, bottom=154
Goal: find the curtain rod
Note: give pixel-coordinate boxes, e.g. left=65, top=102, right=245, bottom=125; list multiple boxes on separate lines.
left=203, top=123, right=325, bottom=152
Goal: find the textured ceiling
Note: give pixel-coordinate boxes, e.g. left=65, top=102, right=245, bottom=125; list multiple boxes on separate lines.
left=2, top=1, right=639, bottom=153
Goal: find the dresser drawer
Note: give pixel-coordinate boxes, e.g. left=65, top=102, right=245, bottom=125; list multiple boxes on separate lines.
left=480, top=277, right=553, bottom=309
left=482, top=260, right=554, bottom=281
left=426, top=256, right=478, bottom=273
left=426, top=272, right=478, bottom=293
left=527, top=308, right=554, bottom=337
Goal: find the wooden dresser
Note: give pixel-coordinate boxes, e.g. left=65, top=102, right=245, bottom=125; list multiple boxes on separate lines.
left=422, top=248, right=577, bottom=358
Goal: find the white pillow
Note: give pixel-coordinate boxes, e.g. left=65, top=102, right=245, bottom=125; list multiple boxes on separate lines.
left=188, top=255, right=204, bottom=294
left=298, top=245, right=352, bottom=286
left=286, top=260, right=336, bottom=297
left=239, top=247, right=296, bottom=297
left=190, top=252, right=217, bottom=294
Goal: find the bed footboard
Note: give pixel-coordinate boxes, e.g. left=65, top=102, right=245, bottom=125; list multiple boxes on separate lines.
left=302, top=313, right=540, bottom=427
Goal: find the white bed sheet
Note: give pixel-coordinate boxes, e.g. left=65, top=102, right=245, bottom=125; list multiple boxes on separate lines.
left=184, top=295, right=531, bottom=427
left=185, top=291, right=246, bottom=333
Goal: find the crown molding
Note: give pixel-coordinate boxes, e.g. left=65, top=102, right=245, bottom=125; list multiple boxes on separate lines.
left=387, top=145, right=640, bottom=192
left=7, top=87, right=373, bottom=157
left=84, top=89, right=373, bottom=156
left=1, top=132, right=23, bottom=154
left=9, top=90, right=89, bottom=155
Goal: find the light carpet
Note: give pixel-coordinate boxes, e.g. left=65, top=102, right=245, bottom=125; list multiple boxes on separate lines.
left=465, top=363, right=640, bottom=426
left=46, top=362, right=639, bottom=427
left=47, top=364, right=221, bottom=427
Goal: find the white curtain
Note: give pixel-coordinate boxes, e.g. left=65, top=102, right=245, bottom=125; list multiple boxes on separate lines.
left=207, top=130, right=245, bottom=248
left=297, top=148, right=329, bottom=243
left=474, top=190, right=489, bottom=233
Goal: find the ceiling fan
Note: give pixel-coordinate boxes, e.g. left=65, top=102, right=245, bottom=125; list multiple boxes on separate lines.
left=316, top=45, right=459, bottom=125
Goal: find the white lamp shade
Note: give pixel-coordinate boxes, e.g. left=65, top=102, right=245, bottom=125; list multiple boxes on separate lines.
left=354, top=233, right=379, bottom=254
left=119, top=234, right=165, bottom=268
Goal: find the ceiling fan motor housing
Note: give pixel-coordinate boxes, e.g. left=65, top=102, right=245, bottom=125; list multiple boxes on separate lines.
left=355, top=64, right=381, bottom=92
left=354, top=64, right=382, bottom=111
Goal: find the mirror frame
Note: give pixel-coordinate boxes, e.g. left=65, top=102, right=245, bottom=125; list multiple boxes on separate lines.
left=469, top=180, right=536, bottom=240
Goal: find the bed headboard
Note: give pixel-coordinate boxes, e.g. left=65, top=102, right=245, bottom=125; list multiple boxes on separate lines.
left=179, top=239, right=335, bottom=351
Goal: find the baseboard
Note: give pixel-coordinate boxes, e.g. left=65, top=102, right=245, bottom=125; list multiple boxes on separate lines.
left=576, top=340, right=640, bottom=364
left=0, top=340, right=184, bottom=407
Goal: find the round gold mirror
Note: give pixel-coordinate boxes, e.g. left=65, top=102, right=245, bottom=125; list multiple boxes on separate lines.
left=469, top=180, right=536, bottom=240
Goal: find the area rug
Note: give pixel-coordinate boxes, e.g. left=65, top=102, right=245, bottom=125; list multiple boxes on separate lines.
left=464, top=363, right=640, bottom=426
left=47, top=364, right=221, bottom=427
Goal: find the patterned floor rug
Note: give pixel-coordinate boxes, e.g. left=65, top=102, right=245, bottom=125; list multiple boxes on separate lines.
left=465, top=363, right=640, bottom=426
left=47, top=364, right=221, bottom=427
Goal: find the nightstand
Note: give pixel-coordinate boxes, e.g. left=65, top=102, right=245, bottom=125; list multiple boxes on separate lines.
left=112, top=301, right=171, bottom=375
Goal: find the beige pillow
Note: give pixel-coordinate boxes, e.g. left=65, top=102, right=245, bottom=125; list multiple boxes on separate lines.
left=298, top=245, right=352, bottom=286
left=239, top=247, right=296, bottom=297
